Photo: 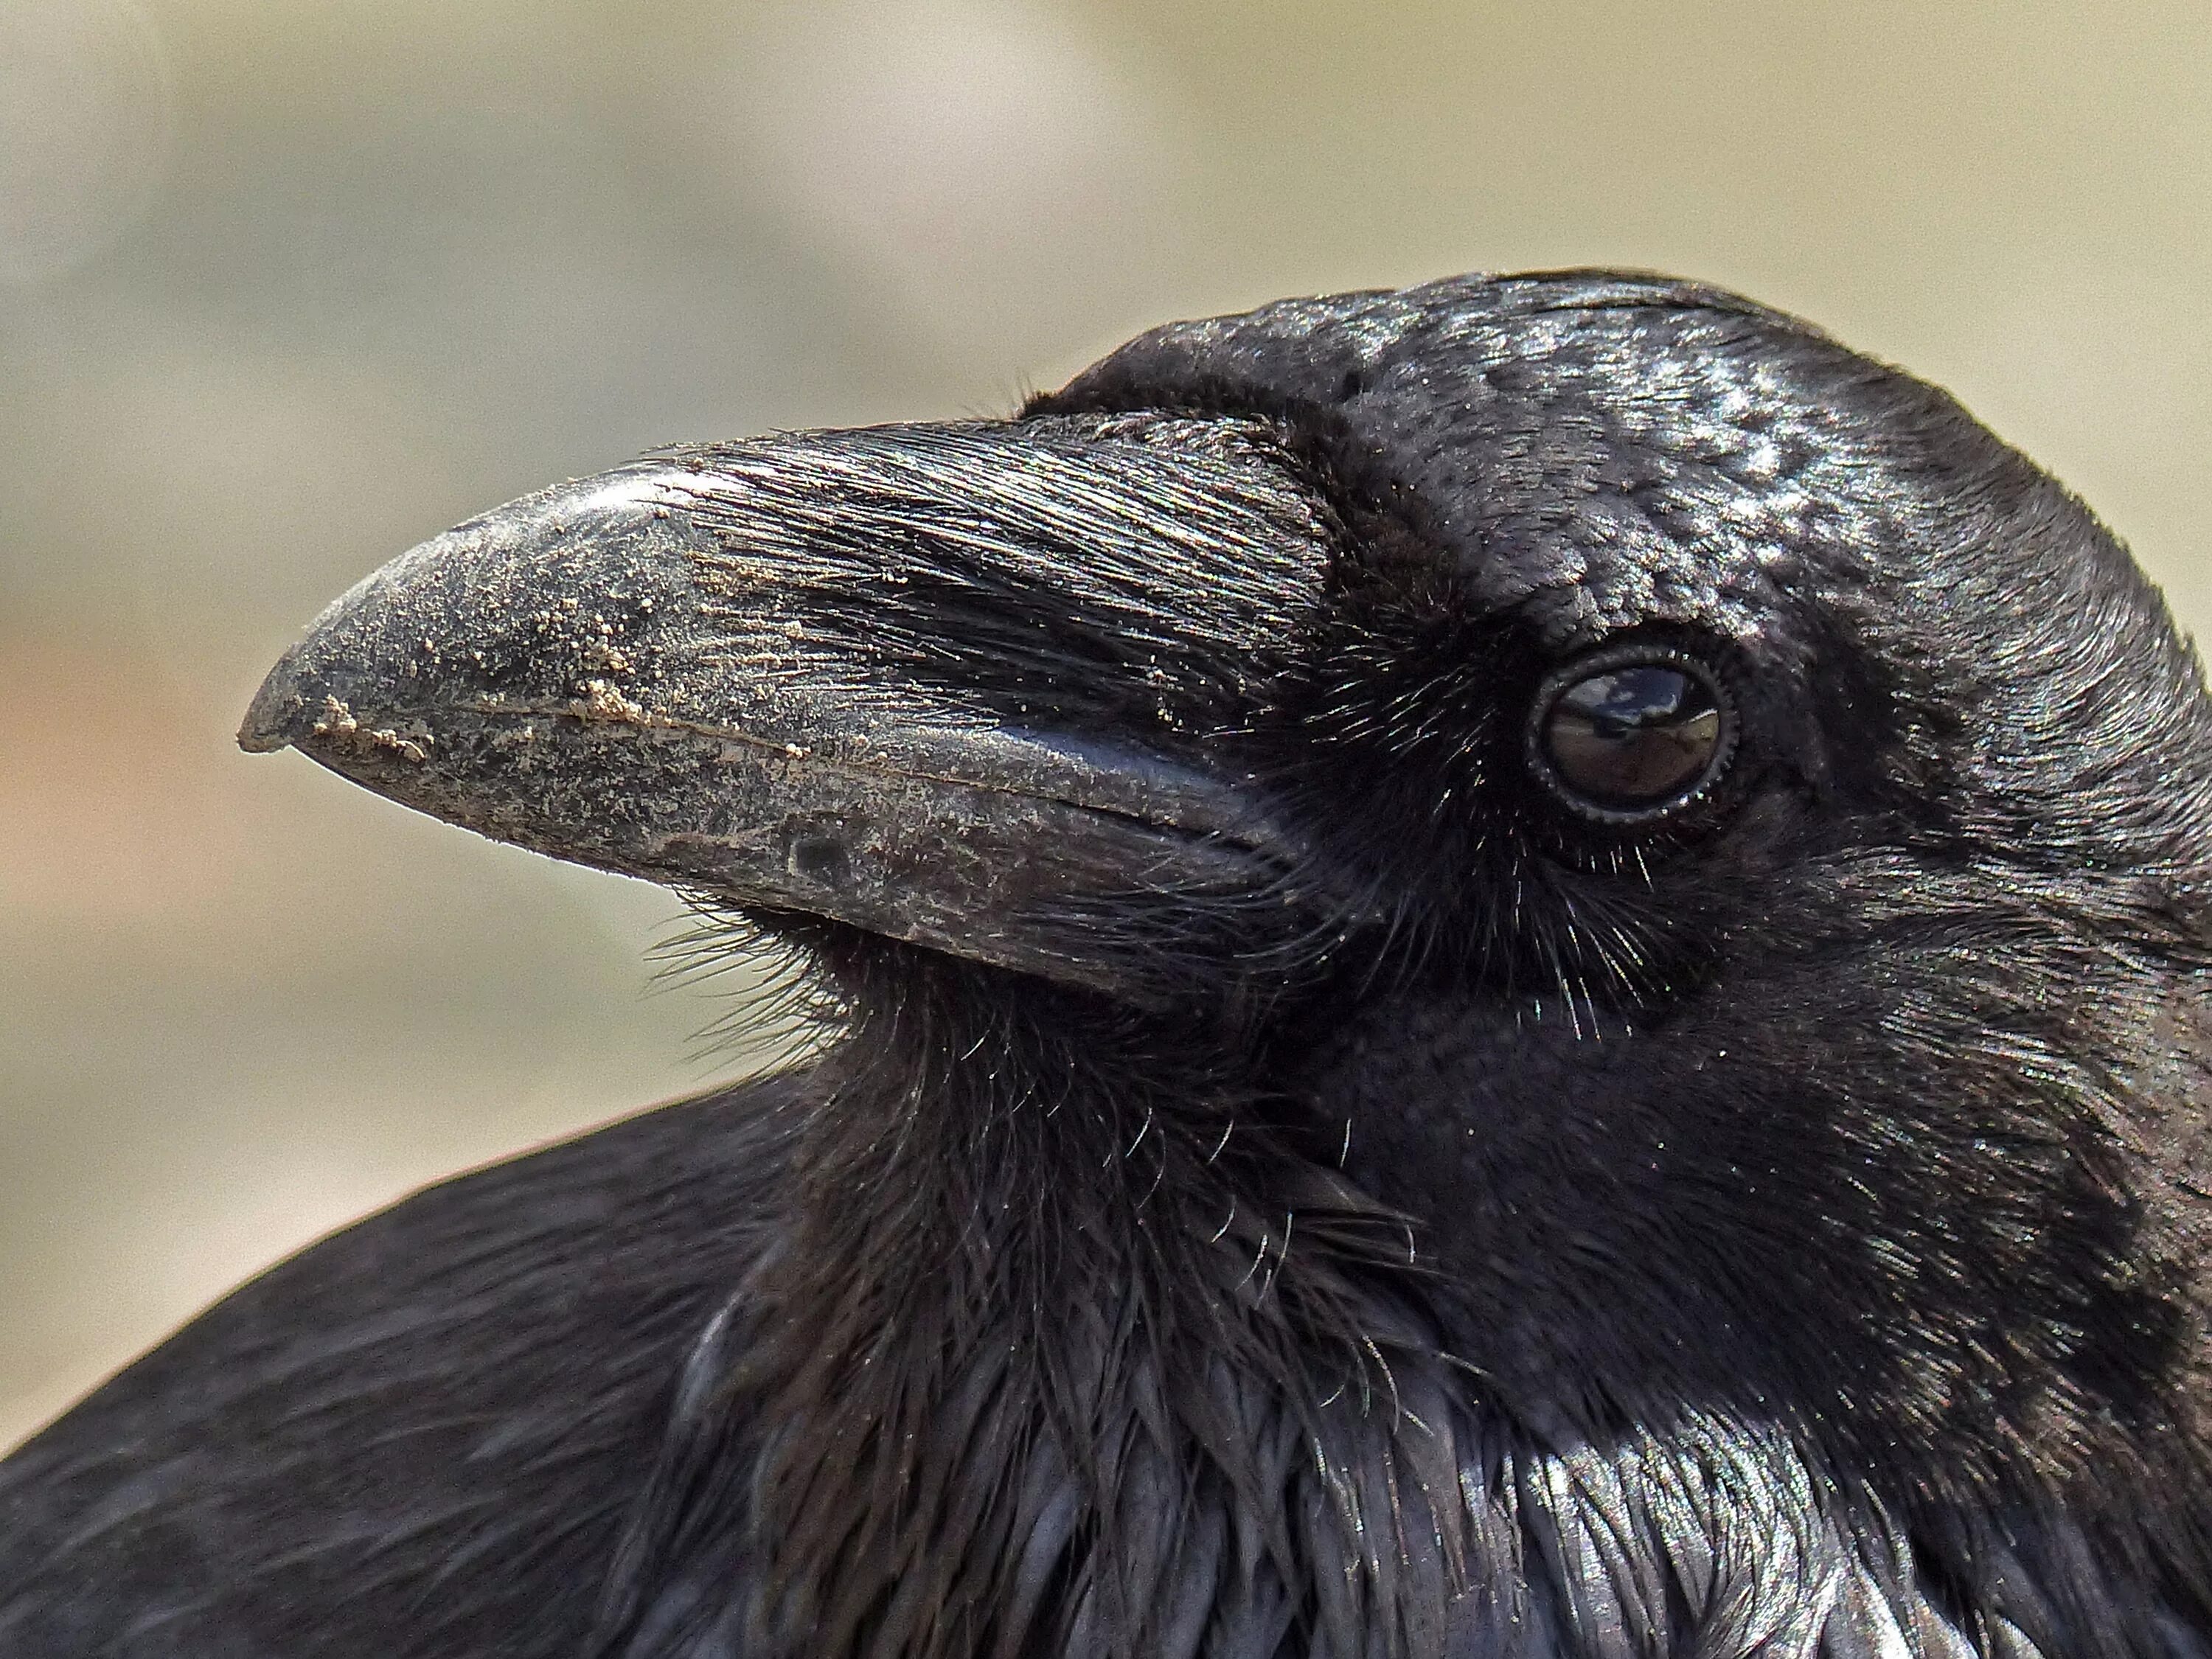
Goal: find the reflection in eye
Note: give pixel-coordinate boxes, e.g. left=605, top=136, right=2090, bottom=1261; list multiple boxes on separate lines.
left=1540, top=662, right=1728, bottom=815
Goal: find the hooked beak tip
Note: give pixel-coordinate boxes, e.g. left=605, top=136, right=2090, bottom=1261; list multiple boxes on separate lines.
left=237, top=649, right=310, bottom=754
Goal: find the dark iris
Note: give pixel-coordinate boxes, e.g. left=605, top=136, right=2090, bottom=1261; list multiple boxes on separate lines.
left=1537, top=659, right=1730, bottom=816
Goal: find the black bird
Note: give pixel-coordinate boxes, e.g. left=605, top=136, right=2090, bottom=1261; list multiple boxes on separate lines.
left=5, top=271, right=2212, bottom=1659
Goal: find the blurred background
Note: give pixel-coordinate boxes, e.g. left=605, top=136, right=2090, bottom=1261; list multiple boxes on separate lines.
left=3, top=0, right=2208, bottom=1452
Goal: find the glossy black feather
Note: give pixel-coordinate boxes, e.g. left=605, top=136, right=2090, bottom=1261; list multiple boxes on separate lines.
left=0, top=1080, right=804, bottom=1656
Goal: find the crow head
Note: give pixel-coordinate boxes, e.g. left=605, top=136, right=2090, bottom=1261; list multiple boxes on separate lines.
left=241, top=274, right=2212, bottom=1656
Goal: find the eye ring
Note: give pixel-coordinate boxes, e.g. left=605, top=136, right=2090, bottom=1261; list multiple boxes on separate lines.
left=1527, top=644, right=1739, bottom=824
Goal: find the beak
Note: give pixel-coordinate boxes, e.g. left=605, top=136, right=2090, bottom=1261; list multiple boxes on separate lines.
left=239, top=418, right=1329, bottom=992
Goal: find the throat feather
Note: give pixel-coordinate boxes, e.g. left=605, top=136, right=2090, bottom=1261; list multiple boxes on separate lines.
left=724, top=970, right=1453, bottom=1659
left=590, top=968, right=2176, bottom=1659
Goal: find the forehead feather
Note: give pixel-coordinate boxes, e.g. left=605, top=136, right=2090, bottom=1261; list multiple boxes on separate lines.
left=1045, top=271, right=2032, bottom=663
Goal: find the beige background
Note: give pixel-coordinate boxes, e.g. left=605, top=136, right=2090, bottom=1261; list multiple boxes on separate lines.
left=3, top=0, right=2208, bottom=1452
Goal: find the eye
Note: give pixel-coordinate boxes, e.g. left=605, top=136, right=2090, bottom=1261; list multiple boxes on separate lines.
left=1531, top=649, right=1736, bottom=821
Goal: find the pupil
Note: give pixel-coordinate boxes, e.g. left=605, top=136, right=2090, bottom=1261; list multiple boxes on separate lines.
left=1544, top=664, right=1722, bottom=808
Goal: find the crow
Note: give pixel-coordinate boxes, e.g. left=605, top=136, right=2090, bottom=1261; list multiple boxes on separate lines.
left=4, top=270, right=2211, bottom=1659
